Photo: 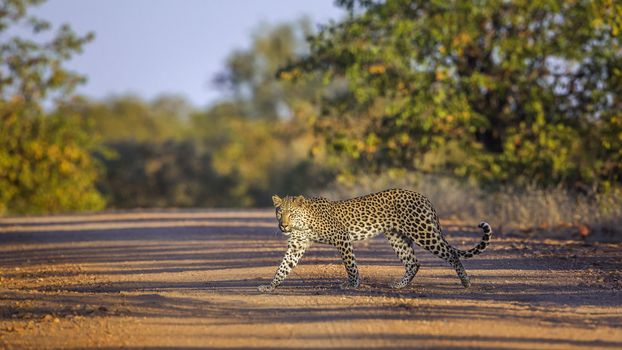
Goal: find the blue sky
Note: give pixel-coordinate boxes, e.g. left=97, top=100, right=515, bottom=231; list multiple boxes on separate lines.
left=29, top=0, right=343, bottom=107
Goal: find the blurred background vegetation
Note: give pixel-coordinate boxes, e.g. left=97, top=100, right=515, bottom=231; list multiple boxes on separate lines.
left=1, top=0, right=621, bottom=239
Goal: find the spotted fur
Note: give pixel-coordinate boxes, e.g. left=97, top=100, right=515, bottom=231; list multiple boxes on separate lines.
left=257, top=188, right=492, bottom=293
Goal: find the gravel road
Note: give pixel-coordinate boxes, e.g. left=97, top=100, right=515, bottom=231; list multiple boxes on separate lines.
left=1, top=210, right=621, bottom=349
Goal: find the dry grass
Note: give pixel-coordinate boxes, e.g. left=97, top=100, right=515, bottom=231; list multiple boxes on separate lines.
left=317, top=172, right=622, bottom=242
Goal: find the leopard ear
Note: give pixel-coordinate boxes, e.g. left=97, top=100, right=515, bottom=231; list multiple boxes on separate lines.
left=272, top=195, right=282, bottom=207
left=294, top=195, right=305, bottom=205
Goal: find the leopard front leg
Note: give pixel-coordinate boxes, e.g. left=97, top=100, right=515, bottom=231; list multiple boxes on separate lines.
left=258, top=237, right=310, bottom=293
left=336, top=239, right=360, bottom=289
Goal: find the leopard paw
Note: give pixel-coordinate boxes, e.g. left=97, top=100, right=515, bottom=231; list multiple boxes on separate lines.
left=340, top=281, right=360, bottom=290
left=389, top=280, right=408, bottom=289
left=258, top=284, right=275, bottom=293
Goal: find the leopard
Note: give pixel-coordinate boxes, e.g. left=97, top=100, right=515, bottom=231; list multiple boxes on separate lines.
left=257, top=188, right=492, bottom=293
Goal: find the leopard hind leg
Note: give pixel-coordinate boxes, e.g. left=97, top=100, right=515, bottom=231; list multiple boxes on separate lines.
left=412, top=226, right=471, bottom=288
left=447, top=250, right=470, bottom=288
left=400, top=208, right=471, bottom=288
left=385, top=230, right=420, bottom=289
left=423, top=236, right=471, bottom=288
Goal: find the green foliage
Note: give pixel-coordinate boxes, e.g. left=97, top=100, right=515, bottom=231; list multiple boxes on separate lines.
left=0, top=0, right=103, bottom=215
left=57, top=95, right=191, bottom=143
left=0, top=100, right=105, bottom=214
left=190, top=102, right=332, bottom=207
left=95, top=140, right=237, bottom=208
left=288, top=0, right=622, bottom=191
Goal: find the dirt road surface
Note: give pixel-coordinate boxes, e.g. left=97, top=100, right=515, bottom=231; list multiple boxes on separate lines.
left=1, top=210, right=621, bottom=349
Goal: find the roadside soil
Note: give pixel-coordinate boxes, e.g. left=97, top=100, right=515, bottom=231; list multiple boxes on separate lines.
left=0, top=210, right=621, bottom=349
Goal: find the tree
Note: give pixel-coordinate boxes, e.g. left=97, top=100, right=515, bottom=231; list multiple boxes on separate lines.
left=287, top=0, right=622, bottom=190
left=0, top=0, right=103, bottom=214
left=191, top=20, right=334, bottom=206
left=213, top=19, right=317, bottom=121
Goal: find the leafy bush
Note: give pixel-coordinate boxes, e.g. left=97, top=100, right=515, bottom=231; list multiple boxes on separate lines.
left=288, top=0, right=622, bottom=192
left=0, top=0, right=103, bottom=214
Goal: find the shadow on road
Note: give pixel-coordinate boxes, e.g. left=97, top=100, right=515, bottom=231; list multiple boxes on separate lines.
left=1, top=210, right=621, bottom=349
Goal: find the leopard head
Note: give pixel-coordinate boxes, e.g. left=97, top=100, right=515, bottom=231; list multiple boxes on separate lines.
left=272, top=195, right=310, bottom=235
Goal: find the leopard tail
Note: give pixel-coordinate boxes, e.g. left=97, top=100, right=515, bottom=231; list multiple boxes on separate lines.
left=450, top=221, right=492, bottom=259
